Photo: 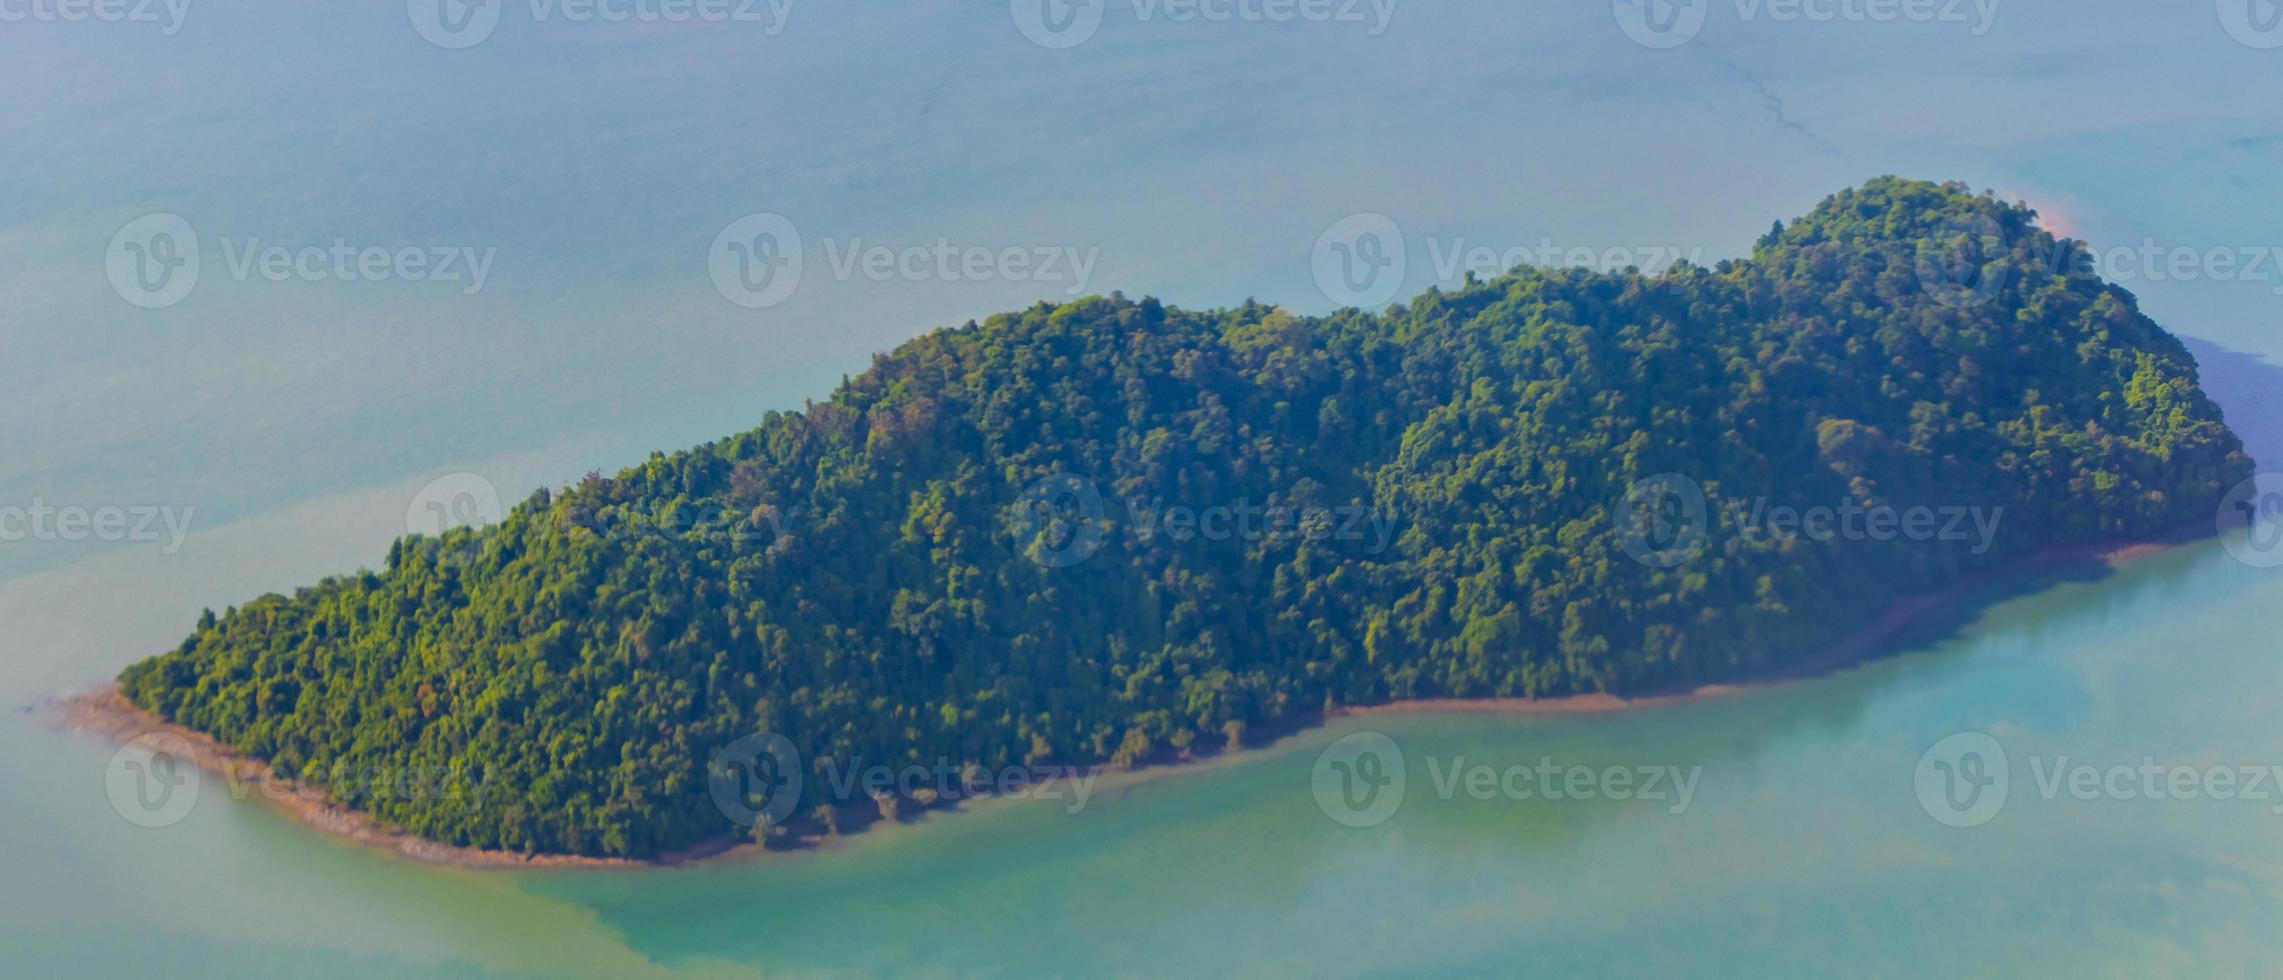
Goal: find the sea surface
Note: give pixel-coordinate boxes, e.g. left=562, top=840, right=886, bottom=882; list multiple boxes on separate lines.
left=4, top=2, right=2282, bottom=976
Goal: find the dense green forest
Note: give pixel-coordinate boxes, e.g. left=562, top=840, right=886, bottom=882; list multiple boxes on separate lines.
left=119, top=178, right=2251, bottom=857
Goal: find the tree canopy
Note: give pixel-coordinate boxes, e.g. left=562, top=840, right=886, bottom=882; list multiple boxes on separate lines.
left=120, top=178, right=2251, bottom=857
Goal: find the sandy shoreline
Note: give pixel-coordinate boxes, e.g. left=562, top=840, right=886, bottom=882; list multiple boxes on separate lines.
left=55, top=685, right=754, bottom=869
left=51, top=525, right=2193, bottom=870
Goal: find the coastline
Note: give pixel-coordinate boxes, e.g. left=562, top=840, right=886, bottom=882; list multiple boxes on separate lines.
left=56, top=685, right=755, bottom=870
left=1337, top=590, right=1959, bottom=718
left=1340, top=528, right=2188, bottom=720
left=53, top=525, right=2197, bottom=871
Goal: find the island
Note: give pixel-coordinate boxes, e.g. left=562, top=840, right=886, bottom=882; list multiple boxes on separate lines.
left=91, top=178, right=2251, bottom=861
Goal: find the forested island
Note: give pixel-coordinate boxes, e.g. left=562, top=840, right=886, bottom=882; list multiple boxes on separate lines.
left=113, top=178, right=2251, bottom=858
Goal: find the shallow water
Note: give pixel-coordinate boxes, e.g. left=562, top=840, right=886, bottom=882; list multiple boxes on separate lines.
left=514, top=539, right=2283, bottom=979
left=11, top=515, right=2283, bottom=978
left=5, top=1, right=2283, bottom=976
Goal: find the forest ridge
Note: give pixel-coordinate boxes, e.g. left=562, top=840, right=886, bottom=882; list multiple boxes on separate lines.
left=119, top=178, right=2253, bottom=857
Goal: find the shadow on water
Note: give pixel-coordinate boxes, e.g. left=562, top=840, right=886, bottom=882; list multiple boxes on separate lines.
left=1714, top=333, right=2283, bottom=758
left=2183, top=336, right=2283, bottom=471
left=1653, top=334, right=2283, bottom=777
left=1875, top=555, right=2118, bottom=659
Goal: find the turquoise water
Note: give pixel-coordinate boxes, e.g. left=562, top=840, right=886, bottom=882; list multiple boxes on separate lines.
left=5, top=1, right=2283, bottom=976
left=537, top=541, right=2283, bottom=979
left=9, top=516, right=2283, bottom=977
